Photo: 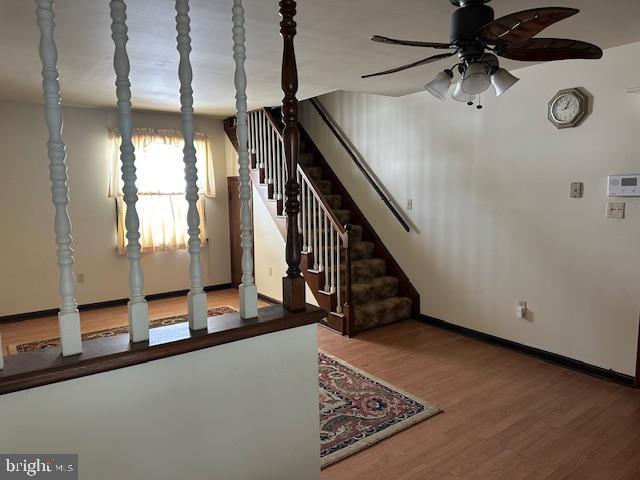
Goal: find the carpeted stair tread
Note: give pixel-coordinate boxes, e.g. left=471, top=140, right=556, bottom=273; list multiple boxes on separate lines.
left=316, top=180, right=333, bottom=194
left=305, top=166, right=323, bottom=181
left=324, top=194, right=342, bottom=209
left=341, top=276, right=399, bottom=306
left=349, top=225, right=363, bottom=243
left=339, top=258, right=386, bottom=283
left=334, top=209, right=352, bottom=225
left=354, top=297, right=413, bottom=331
left=300, top=152, right=315, bottom=166
left=349, top=241, right=374, bottom=261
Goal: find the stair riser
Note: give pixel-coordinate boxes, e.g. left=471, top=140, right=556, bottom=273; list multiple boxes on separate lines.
left=341, top=280, right=399, bottom=306
left=339, top=261, right=386, bottom=283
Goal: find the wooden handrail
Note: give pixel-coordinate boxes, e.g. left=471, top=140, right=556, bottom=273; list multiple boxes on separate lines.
left=262, top=106, right=348, bottom=243
left=263, top=108, right=284, bottom=141
left=297, top=166, right=348, bottom=242
left=308, top=97, right=411, bottom=233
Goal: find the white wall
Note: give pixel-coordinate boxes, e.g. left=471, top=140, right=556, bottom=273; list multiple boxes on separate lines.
left=0, top=102, right=231, bottom=316
left=0, top=325, right=321, bottom=480
left=253, top=187, right=317, bottom=306
left=300, top=41, right=640, bottom=376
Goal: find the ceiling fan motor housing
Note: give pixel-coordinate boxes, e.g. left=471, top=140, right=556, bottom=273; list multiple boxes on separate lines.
left=450, top=3, right=494, bottom=62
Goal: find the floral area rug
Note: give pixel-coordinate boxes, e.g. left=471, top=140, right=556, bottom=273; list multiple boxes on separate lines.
left=9, top=309, right=441, bottom=467
left=9, top=306, right=236, bottom=354
left=319, top=351, right=441, bottom=467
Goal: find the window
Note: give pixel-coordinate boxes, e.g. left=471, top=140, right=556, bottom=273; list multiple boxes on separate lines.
left=108, top=129, right=215, bottom=254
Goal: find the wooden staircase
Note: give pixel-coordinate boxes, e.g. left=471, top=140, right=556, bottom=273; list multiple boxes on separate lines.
left=224, top=107, right=419, bottom=336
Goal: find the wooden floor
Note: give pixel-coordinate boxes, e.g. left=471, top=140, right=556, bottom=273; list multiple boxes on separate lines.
left=3, top=291, right=640, bottom=479
left=0, top=288, right=270, bottom=353
left=319, top=321, right=640, bottom=480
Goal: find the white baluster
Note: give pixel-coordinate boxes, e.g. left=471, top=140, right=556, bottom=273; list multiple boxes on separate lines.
left=176, top=0, right=207, bottom=331
left=267, top=123, right=274, bottom=188
left=110, top=0, right=149, bottom=342
left=330, top=225, right=336, bottom=294
left=259, top=111, right=266, bottom=170
left=272, top=128, right=278, bottom=194
left=297, top=170, right=302, bottom=238
left=301, top=176, right=307, bottom=251
left=323, top=213, right=330, bottom=291
left=36, top=0, right=82, bottom=356
left=307, top=177, right=312, bottom=252
left=251, top=112, right=258, bottom=167
left=248, top=111, right=254, bottom=157
left=276, top=136, right=283, bottom=201
left=280, top=142, right=286, bottom=200
left=313, top=197, right=319, bottom=270
left=318, top=203, right=324, bottom=272
left=233, top=0, right=258, bottom=319
left=336, top=231, right=343, bottom=314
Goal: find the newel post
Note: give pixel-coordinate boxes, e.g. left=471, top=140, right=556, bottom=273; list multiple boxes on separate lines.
left=279, top=0, right=305, bottom=312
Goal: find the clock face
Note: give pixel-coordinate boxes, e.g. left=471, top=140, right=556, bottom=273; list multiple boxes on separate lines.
left=548, top=88, right=589, bottom=129
left=551, top=94, right=581, bottom=124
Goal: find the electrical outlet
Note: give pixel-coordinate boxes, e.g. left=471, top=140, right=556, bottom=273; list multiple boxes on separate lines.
left=76, top=272, right=85, bottom=283
left=268, top=266, right=273, bottom=277
left=407, top=198, right=413, bottom=211
left=516, top=301, right=527, bottom=319
left=607, top=202, right=625, bottom=219
left=570, top=182, right=583, bottom=198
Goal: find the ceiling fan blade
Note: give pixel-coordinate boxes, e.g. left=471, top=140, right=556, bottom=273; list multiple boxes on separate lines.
left=370, top=35, right=452, bottom=49
left=361, top=52, right=456, bottom=79
left=477, top=7, right=579, bottom=46
left=497, top=38, right=603, bottom=62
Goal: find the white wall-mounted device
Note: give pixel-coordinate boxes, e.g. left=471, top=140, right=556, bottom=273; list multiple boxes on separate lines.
left=608, top=174, right=640, bottom=197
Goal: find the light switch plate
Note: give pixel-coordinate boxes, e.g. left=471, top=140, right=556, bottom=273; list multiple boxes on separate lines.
left=570, top=182, right=584, bottom=198
left=607, top=202, right=626, bottom=219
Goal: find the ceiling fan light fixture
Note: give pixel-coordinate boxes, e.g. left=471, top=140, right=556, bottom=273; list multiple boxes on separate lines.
left=425, top=69, right=454, bottom=100
left=491, top=68, right=520, bottom=96
left=461, top=62, right=491, bottom=95
left=451, top=79, right=470, bottom=102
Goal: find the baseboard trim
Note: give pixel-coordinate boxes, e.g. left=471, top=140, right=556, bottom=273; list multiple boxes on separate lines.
left=418, top=314, right=636, bottom=388
left=258, top=293, right=282, bottom=305
left=0, top=283, right=234, bottom=325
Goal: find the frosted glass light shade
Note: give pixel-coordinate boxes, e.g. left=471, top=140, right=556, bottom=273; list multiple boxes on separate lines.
left=491, top=68, right=519, bottom=96
left=461, top=63, right=491, bottom=95
left=425, top=70, right=453, bottom=101
left=451, top=79, right=470, bottom=102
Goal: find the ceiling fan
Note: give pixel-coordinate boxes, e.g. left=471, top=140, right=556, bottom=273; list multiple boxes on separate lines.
left=362, top=0, right=603, bottom=106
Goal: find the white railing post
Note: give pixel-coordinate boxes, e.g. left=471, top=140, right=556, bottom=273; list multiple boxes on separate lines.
left=110, top=0, right=149, bottom=342
left=233, top=0, right=258, bottom=319
left=336, top=231, right=343, bottom=314
left=176, top=0, right=207, bottom=331
left=36, top=0, right=82, bottom=356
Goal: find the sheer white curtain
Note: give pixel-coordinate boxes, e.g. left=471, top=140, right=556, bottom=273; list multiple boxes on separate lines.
left=108, top=129, right=215, bottom=254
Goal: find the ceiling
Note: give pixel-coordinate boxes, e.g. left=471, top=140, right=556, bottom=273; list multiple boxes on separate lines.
left=0, top=0, right=639, bottom=116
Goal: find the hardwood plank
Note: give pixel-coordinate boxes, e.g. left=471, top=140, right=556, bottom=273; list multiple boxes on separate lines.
left=318, top=320, right=640, bottom=480
left=3, top=294, right=640, bottom=479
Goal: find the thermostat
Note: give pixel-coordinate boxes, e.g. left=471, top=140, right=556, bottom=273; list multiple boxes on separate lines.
left=608, top=174, right=640, bottom=197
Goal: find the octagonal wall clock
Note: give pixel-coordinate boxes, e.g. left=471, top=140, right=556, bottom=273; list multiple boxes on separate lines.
left=548, top=87, right=590, bottom=129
